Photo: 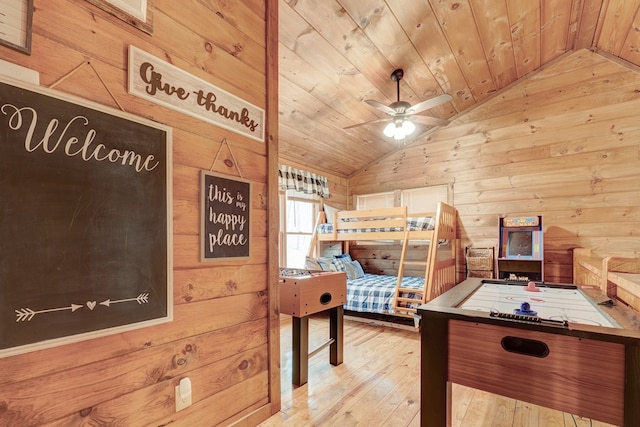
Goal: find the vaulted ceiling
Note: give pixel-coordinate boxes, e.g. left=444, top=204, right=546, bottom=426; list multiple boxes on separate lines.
left=278, top=0, right=640, bottom=177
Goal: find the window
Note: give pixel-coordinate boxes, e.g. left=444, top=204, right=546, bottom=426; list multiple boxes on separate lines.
left=355, top=191, right=396, bottom=210
left=280, top=189, right=320, bottom=268
left=401, top=185, right=449, bottom=213
left=355, top=184, right=450, bottom=213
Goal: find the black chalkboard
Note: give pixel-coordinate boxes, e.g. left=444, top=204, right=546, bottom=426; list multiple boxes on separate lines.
left=0, top=78, right=172, bottom=357
left=201, top=171, right=251, bottom=261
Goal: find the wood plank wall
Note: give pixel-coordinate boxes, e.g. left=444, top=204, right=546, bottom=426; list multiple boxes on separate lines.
left=349, top=49, right=640, bottom=284
left=0, top=1, right=278, bottom=425
left=350, top=243, right=438, bottom=277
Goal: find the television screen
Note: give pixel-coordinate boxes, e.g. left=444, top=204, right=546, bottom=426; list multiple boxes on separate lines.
left=507, top=230, right=533, bottom=257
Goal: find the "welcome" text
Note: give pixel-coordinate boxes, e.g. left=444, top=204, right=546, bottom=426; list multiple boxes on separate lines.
left=1, top=104, right=159, bottom=173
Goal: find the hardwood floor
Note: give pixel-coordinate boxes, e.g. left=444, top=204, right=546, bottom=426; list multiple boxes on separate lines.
left=259, top=314, right=616, bottom=427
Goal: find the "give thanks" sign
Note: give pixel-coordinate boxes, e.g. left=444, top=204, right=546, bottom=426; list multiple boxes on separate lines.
left=128, top=45, right=265, bottom=142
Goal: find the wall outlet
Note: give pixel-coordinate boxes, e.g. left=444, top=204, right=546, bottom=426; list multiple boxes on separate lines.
left=175, top=377, right=192, bottom=412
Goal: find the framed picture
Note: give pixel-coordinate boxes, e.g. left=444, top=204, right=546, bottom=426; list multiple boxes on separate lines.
left=86, top=0, right=153, bottom=34
left=201, top=171, right=252, bottom=262
left=0, top=0, right=33, bottom=55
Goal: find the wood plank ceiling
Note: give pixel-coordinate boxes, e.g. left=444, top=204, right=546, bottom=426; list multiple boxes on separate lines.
left=278, top=0, right=640, bottom=177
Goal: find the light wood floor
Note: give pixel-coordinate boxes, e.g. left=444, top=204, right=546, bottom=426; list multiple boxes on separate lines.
left=259, top=314, right=616, bottom=427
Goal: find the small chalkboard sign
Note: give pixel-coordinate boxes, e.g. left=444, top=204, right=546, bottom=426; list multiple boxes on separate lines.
left=201, top=171, right=251, bottom=261
left=0, top=76, right=172, bottom=357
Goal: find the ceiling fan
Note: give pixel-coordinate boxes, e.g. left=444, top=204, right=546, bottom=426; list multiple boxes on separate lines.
left=345, top=68, right=452, bottom=140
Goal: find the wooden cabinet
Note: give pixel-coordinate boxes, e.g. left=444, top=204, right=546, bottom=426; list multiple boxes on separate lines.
left=497, top=216, right=544, bottom=281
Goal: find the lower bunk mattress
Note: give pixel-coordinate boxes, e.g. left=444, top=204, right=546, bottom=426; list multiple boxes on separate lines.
left=346, top=273, right=424, bottom=314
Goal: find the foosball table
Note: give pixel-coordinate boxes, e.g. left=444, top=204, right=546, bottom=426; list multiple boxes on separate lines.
left=279, top=268, right=347, bottom=386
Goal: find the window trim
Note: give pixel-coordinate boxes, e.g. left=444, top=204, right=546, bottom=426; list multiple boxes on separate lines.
left=279, top=189, right=320, bottom=268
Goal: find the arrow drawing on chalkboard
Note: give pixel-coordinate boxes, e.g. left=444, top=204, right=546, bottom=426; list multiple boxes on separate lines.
left=99, top=293, right=149, bottom=308
left=15, top=304, right=83, bottom=322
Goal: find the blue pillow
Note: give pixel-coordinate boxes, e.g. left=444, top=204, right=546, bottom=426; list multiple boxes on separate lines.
left=332, top=253, right=352, bottom=271
left=334, top=253, right=353, bottom=261
left=331, top=259, right=346, bottom=272
left=344, top=260, right=365, bottom=280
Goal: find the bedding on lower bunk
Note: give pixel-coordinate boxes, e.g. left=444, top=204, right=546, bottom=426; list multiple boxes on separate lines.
left=317, top=216, right=435, bottom=234
left=345, top=273, right=424, bottom=314
left=305, top=254, right=425, bottom=315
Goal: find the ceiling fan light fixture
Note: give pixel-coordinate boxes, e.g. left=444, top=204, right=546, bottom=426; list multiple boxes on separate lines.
left=383, top=122, right=396, bottom=137
left=402, top=120, right=416, bottom=135
left=393, top=123, right=406, bottom=140
left=346, top=68, right=451, bottom=136
left=383, top=119, right=415, bottom=140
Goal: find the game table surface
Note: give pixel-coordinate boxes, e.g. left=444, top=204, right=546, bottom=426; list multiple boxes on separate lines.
left=458, top=279, right=618, bottom=327
left=417, top=278, right=640, bottom=427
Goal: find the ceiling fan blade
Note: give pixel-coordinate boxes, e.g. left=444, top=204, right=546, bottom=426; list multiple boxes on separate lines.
left=411, top=115, right=450, bottom=127
left=407, top=94, right=453, bottom=114
left=364, top=99, right=396, bottom=115
left=343, top=117, right=391, bottom=130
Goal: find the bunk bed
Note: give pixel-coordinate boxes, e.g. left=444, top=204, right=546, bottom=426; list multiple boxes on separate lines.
left=307, top=201, right=458, bottom=319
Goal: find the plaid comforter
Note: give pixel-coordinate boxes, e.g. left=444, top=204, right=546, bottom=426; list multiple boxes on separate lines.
left=345, top=273, right=424, bottom=314
left=317, top=216, right=435, bottom=234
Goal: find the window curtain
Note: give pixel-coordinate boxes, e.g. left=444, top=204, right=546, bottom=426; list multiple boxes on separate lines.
left=278, top=165, right=330, bottom=198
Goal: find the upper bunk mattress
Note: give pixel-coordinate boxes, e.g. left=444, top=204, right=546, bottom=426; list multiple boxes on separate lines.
left=317, top=216, right=436, bottom=234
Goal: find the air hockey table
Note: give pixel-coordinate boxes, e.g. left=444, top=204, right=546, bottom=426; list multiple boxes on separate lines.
left=418, top=278, right=640, bottom=426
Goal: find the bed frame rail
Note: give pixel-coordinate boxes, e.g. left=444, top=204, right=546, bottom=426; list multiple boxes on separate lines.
left=573, top=248, right=640, bottom=313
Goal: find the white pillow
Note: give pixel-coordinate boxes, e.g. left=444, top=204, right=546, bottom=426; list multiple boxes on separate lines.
left=304, top=256, right=322, bottom=270
left=323, top=204, right=340, bottom=224
left=304, top=256, right=336, bottom=271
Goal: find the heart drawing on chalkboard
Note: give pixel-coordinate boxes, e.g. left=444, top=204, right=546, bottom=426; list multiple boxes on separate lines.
left=86, top=301, right=97, bottom=310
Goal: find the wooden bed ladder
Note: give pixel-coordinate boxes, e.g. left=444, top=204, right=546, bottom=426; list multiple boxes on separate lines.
left=393, top=204, right=447, bottom=317
left=393, top=227, right=433, bottom=317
